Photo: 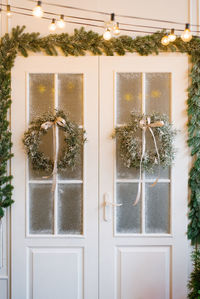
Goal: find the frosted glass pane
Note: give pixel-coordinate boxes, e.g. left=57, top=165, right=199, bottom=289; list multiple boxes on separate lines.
left=29, top=184, right=53, bottom=234
left=116, top=183, right=141, bottom=234
left=29, top=74, right=54, bottom=122
left=58, top=74, right=83, bottom=125
left=58, top=130, right=83, bottom=180
left=145, top=166, right=170, bottom=179
left=29, top=129, right=53, bottom=179
left=145, top=73, right=171, bottom=116
left=116, top=73, right=142, bottom=124
left=144, top=129, right=170, bottom=179
left=58, top=184, right=83, bottom=234
left=116, top=139, right=139, bottom=179
left=145, top=183, right=170, bottom=233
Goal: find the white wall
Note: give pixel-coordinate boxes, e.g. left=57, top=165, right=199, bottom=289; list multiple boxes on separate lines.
left=0, top=0, right=197, bottom=298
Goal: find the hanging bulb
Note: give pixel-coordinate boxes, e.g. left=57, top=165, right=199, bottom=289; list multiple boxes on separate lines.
left=181, top=23, right=192, bottom=42
left=113, top=22, right=120, bottom=36
left=168, top=28, right=176, bottom=42
left=105, top=13, right=115, bottom=30
left=161, top=34, right=170, bottom=46
left=103, top=28, right=112, bottom=40
left=57, top=14, right=65, bottom=29
left=6, top=5, right=12, bottom=17
left=49, top=18, right=56, bottom=31
left=33, top=1, right=43, bottom=18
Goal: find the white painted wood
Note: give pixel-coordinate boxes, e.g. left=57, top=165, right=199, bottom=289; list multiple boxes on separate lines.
left=28, top=247, right=83, bottom=299
left=11, top=54, right=190, bottom=299
left=116, top=246, right=170, bottom=299
left=99, top=54, right=189, bottom=299
left=11, top=56, right=99, bottom=299
left=0, top=280, right=8, bottom=299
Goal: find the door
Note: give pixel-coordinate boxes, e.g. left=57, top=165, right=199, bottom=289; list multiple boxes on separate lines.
left=11, top=56, right=99, bottom=299
left=99, top=55, right=189, bottom=299
left=11, top=54, right=189, bottom=299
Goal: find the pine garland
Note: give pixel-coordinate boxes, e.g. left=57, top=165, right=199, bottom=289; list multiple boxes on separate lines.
left=188, top=249, right=200, bottom=298
left=0, top=25, right=199, bottom=250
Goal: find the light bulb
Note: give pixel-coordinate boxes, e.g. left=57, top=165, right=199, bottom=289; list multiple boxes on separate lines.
left=33, top=1, right=43, bottom=18
left=161, top=35, right=169, bottom=46
left=168, top=28, right=176, bottom=42
left=181, top=23, right=192, bottom=42
left=49, top=19, right=56, bottom=31
left=113, top=22, right=120, bottom=36
left=105, top=13, right=115, bottom=30
left=57, top=15, right=65, bottom=28
left=103, top=29, right=112, bottom=40
left=6, top=5, right=12, bottom=17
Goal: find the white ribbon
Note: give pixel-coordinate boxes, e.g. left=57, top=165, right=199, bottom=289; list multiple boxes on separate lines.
left=41, top=117, right=66, bottom=193
left=133, top=117, right=164, bottom=206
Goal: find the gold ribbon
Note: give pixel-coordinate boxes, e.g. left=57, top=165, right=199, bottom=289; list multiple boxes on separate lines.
left=41, top=117, right=66, bottom=193
left=133, top=117, right=164, bottom=206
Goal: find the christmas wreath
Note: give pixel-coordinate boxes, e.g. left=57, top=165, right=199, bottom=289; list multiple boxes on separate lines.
left=23, top=110, right=86, bottom=174
left=113, top=111, right=177, bottom=173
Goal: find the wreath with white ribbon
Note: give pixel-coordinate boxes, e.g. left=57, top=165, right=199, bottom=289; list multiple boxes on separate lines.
left=23, top=110, right=86, bottom=191
left=113, top=111, right=177, bottom=205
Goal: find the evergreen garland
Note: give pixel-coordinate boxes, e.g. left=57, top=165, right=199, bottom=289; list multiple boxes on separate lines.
left=188, top=249, right=200, bottom=298
left=0, top=25, right=199, bottom=250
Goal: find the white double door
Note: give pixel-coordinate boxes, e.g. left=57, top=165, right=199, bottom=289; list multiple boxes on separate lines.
left=11, top=54, right=189, bottom=299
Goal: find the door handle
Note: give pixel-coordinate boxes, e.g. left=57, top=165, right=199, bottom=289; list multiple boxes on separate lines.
left=104, top=192, right=122, bottom=222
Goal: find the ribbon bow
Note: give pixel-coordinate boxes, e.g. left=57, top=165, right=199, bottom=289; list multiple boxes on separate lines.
left=133, top=116, right=164, bottom=206
left=41, top=116, right=66, bottom=193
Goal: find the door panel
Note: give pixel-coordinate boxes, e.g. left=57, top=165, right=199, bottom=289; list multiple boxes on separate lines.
left=11, top=55, right=189, bottom=299
left=99, top=55, right=189, bottom=299
left=11, top=56, right=99, bottom=299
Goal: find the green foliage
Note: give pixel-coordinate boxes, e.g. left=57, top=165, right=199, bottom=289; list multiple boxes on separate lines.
left=188, top=249, right=200, bottom=298
left=23, top=110, right=86, bottom=173
left=113, top=112, right=177, bottom=172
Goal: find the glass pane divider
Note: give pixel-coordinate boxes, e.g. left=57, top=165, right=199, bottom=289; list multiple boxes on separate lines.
left=116, top=179, right=170, bottom=183
left=28, top=180, right=83, bottom=184
left=141, top=72, right=146, bottom=234
left=54, top=73, right=59, bottom=235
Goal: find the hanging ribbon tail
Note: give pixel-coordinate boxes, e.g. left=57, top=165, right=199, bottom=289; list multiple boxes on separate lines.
left=148, top=126, right=160, bottom=187
left=51, top=123, right=57, bottom=193
left=133, top=181, right=142, bottom=206
left=133, top=124, right=146, bottom=206
left=40, top=117, right=66, bottom=192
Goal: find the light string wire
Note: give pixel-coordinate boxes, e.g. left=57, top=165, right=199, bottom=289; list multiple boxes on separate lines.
left=1, top=8, right=158, bottom=34
left=1, top=4, right=159, bottom=34
left=26, top=0, right=200, bottom=27
left=1, top=3, right=200, bottom=34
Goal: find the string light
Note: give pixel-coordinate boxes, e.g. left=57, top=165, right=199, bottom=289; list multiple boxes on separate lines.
left=103, top=28, right=112, bottom=40
left=168, top=28, right=176, bottom=42
left=49, top=18, right=56, bottom=31
left=113, top=22, right=120, bottom=35
left=57, top=14, right=65, bottom=28
left=1, top=2, right=200, bottom=39
left=33, top=1, right=43, bottom=18
left=161, top=34, right=170, bottom=46
left=181, top=23, right=192, bottom=42
left=6, top=5, right=12, bottom=17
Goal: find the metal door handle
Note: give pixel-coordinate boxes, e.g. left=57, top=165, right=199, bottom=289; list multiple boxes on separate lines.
left=104, top=192, right=122, bottom=222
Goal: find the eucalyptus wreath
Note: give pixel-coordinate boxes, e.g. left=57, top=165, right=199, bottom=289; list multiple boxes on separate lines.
left=23, top=110, right=86, bottom=172
left=114, top=111, right=177, bottom=173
